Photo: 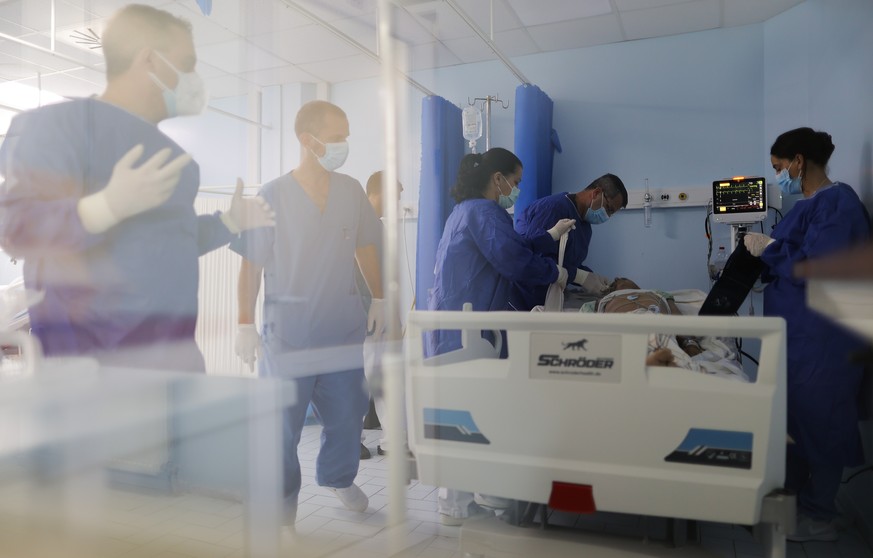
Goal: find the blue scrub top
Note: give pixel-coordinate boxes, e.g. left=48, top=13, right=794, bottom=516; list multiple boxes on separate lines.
left=427, top=198, right=558, bottom=356
left=761, top=182, right=870, bottom=467
left=512, top=192, right=593, bottom=310
left=0, top=98, right=232, bottom=362
left=230, top=172, right=381, bottom=374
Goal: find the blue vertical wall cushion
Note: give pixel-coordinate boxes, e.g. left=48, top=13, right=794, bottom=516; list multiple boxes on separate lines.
left=415, top=96, right=463, bottom=309
left=513, top=84, right=562, bottom=218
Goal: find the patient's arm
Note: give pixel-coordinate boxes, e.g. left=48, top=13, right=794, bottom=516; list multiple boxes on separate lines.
left=666, top=299, right=704, bottom=356
left=676, top=336, right=703, bottom=356
left=646, top=347, right=676, bottom=366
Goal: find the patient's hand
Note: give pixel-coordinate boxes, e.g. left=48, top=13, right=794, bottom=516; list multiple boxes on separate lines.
left=646, top=347, right=676, bottom=367
left=678, top=336, right=703, bottom=356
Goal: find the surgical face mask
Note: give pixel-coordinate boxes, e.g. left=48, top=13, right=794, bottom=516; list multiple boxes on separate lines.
left=497, top=175, right=520, bottom=209
left=311, top=137, right=349, bottom=171
left=776, top=159, right=802, bottom=195
left=149, top=51, right=207, bottom=118
left=584, top=192, right=609, bottom=225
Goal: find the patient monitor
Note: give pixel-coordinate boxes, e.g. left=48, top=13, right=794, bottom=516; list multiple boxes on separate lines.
left=711, top=176, right=767, bottom=225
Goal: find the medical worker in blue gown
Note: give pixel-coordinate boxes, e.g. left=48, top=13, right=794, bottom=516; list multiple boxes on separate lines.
left=427, top=147, right=575, bottom=524
left=232, top=101, right=383, bottom=524
left=0, top=5, right=274, bottom=371
left=511, top=173, right=628, bottom=311
left=744, top=127, right=870, bottom=542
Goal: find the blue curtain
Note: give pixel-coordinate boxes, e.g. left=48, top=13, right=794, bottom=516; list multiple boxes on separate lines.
left=416, top=96, right=463, bottom=310
left=513, top=84, right=562, bottom=218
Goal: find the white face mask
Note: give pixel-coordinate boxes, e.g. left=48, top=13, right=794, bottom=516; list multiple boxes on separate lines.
left=149, top=51, right=208, bottom=118
left=311, top=136, right=349, bottom=171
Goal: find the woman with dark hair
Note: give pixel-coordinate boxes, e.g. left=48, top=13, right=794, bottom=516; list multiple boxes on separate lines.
left=427, top=147, right=574, bottom=526
left=744, top=127, right=870, bottom=542
left=427, top=148, right=574, bottom=357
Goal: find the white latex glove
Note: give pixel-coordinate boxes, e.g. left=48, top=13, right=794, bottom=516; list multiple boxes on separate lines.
left=556, top=266, right=569, bottom=289
left=368, top=298, right=386, bottom=340
left=575, top=269, right=610, bottom=294
left=78, top=144, right=192, bottom=234
left=221, top=178, right=277, bottom=234
left=744, top=232, right=774, bottom=257
left=547, top=218, right=577, bottom=241
left=235, top=324, right=261, bottom=373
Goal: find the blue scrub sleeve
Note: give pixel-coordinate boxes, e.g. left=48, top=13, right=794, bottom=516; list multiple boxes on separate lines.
left=762, top=193, right=863, bottom=284
left=471, top=208, right=557, bottom=285
left=197, top=212, right=235, bottom=256
left=528, top=230, right=557, bottom=256
left=229, top=220, right=274, bottom=267
left=0, top=111, right=101, bottom=256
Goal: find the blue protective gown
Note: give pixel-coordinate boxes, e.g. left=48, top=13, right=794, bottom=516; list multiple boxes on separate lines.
left=0, top=98, right=232, bottom=370
left=761, top=183, right=870, bottom=469
left=427, top=198, right=558, bottom=356
left=512, top=192, right=593, bottom=310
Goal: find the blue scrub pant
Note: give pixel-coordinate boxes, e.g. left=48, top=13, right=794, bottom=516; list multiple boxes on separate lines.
left=281, top=368, right=369, bottom=521
left=785, top=445, right=844, bottom=521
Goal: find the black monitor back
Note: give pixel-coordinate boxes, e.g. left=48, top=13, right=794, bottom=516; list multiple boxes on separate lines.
left=698, top=239, right=765, bottom=316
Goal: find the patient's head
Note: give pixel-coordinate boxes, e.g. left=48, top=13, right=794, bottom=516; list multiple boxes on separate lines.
left=609, top=277, right=640, bottom=292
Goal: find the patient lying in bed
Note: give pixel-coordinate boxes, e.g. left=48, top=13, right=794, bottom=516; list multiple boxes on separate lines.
left=585, top=278, right=749, bottom=381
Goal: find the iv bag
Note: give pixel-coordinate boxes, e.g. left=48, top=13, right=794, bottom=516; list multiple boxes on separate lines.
left=462, top=105, right=482, bottom=142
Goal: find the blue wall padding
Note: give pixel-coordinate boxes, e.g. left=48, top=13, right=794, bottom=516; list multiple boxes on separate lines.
left=513, top=84, right=561, bottom=218
left=416, top=96, right=463, bottom=310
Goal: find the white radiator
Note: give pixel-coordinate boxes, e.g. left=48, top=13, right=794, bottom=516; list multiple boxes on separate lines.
left=194, top=196, right=261, bottom=378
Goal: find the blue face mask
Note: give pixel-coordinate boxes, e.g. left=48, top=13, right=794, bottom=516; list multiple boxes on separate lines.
left=584, top=193, right=609, bottom=225
left=498, top=176, right=520, bottom=209
left=776, top=160, right=802, bottom=195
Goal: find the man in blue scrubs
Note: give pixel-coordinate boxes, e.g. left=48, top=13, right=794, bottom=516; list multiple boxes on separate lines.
left=512, top=174, right=627, bottom=311
left=0, top=4, right=273, bottom=371
left=233, top=101, right=382, bottom=523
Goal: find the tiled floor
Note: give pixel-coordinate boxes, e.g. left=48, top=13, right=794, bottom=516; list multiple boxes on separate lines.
left=0, top=425, right=870, bottom=557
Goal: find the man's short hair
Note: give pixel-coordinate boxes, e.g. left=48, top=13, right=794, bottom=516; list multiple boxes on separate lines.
left=102, top=4, right=192, bottom=79
left=295, top=100, right=348, bottom=137
left=366, top=171, right=402, bottom=197
left=585, top=173, right=628, bottom=208
left=366, top=171, right=384, bottom=197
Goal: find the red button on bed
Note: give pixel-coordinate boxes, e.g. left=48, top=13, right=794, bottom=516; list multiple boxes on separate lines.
left=548, top=481, right=597, bottom=514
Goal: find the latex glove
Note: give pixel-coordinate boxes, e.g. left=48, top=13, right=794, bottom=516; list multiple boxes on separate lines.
left=221, top=178, right=277, bottom=234
left=547, top=218, right=577, bottom=241
left=556, top=266, right=569, bottom=289
left=78, top=144, right=192, bottom=234
left=368, top=298, right=386, bottom=340
left=744, top=232, right=774, bottom=257
left=574, top=269, right=610, bottom=294
left=235, top=324, right=261, bottom=373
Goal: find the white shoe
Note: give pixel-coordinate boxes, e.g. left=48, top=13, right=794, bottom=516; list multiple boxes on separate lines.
left=327, top=484, right=369, bottom=513
left=788, top=516, right=838, bottom=542
left=439, top=505, right=493, bottom=526
left=474, top=494, right=511, bottom=510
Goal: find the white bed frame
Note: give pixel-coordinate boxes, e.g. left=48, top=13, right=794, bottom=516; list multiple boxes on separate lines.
left=405, top=310, right=793, bottom=558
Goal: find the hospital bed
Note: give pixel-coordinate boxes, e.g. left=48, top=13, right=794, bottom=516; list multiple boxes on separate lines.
left=405, top=309, right=793, bottom=558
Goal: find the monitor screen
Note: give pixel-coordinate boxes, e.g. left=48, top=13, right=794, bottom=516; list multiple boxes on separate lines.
left=711, top=176, right=767, bottom=224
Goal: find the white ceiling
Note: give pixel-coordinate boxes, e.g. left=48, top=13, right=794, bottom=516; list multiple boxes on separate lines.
left=0, top=0, right=804, bottom=102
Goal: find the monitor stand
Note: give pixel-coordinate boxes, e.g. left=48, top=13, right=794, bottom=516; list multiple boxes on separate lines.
left=729, top=223, right=754, bottom=252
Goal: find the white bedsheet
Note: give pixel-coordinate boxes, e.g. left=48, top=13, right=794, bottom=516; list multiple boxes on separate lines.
left=548, top=288, right=750, bottom=382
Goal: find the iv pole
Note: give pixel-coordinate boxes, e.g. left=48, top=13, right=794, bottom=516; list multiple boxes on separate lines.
left=468, top=95, right=509, bottom=151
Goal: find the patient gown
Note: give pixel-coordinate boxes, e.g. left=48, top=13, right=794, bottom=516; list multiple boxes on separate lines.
left=0, top=98, right=232, bottom=370
left=761, top=183, right=870, bottom=470
left=427, top=198, right=556, bottom=356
